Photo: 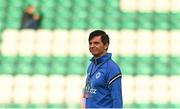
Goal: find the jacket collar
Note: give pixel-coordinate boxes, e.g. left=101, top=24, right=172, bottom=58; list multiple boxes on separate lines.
left=90, top=53, right=112, bottom=65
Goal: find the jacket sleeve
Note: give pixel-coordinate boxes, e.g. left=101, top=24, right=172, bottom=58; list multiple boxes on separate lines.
left=107, top=64, right=123, bottom=108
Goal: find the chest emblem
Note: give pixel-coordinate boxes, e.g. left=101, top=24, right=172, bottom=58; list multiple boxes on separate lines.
left=96, top=72, right=101, bottom=79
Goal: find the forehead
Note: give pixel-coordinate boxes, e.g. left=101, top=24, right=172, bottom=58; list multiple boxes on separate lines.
left=89, top=35, right=102, bottom=42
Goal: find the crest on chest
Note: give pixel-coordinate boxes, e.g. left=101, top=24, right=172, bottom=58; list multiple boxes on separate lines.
left=95, top=72, right=101, bottom=79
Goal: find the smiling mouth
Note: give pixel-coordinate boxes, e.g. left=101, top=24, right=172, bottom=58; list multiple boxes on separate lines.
left=90, top=49, right=96, bottom=52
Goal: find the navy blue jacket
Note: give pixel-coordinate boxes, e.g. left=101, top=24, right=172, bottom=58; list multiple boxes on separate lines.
left=84, top=53, right=123, bottom=108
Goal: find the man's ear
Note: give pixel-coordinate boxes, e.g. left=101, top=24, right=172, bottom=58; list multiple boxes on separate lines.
left=104, top=44, right=109, bottom=50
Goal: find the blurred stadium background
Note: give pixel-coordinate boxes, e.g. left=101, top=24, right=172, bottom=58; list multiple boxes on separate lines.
left=0, top=0, right=180, bottom=108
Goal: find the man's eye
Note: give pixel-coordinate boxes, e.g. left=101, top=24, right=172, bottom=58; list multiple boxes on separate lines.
left=94, top=42, right=99, bottom=44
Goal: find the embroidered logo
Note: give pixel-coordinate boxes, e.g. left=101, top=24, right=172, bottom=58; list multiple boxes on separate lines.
left=96, top=72, right=101, bottom=79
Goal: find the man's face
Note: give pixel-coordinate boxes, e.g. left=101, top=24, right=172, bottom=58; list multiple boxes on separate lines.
left=89, top=36, right=108, bottom=58
left=28, top=6, right=35, bottom=14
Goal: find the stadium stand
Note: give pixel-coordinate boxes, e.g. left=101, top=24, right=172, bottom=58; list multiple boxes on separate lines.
left=0, top=0, right=180, bottom=108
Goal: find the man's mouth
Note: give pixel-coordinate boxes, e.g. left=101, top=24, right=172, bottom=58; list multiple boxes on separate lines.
left=90, top=49, right=96, bottom=52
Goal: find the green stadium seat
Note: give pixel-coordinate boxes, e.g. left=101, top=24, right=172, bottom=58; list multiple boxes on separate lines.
left=121, top=13, right=137, bottom=29
left=89, top=0, right=105, bottom=8
left=104, top=6, right=121, bottom=29
left=0, top=56, right=16, bottom=75
left=66, top=103, right=81, bottom=108
left=55, top=18, right=70, bottom=29
left=56, top=0, right=72, bottom=8
left=88, top=19, right=104, bottom=29
left=71, top=7, right=88, bottom=29
left=0, top=21, right=4, bottom=30
left=40, top=4, right=55, bottom=18
left=135, top=103, right=151, bottom=108
left=41, top=19, right=54, bottom=29
left=152, top=56, right=169, bottom=75
left=33, top=57, right=50, bottom=75
left=1, top=103, right=48, bottom=108
left=0, top=103, right=22, bottom=108
left=50, top=57, right=67, bottom=75
left=15, top=57, right=33, bottom=75
left=170, top=57, right=180, bottom=75
left=169, top=103, right=180, bottom=108
left=137, top=13, right=153, bottom=29
left=41, top=11, right=54, bottom=20
left=170, top=13, right=180, bottom=29
left=0, top=10, right=6, bottom=20
left=87, top=7, right=104, bottom=28
left=55, top=5, right=71, bottom=29
left=151, top=103, right=169, bottom=108
left=104, top=21, right=120, bottom=29
left=104, top=16, right=120, bottom=29
left=9, top=0, right=23, bottom=6
left=56, top=8, right=71, bottom=19
left=8, top=9, right=22, bottom=20
left=67, top=56, right=85, bottom=75
left=39, top=0, right=55, bottom=29
left=39, top=0, right=56, bottom=29
left=25, top=0, right=40, bottom=7
left=27, top=103, right=47, bottom=108
left=105, top=9, right=120, bottom=19
left=83, top=56, right=91, bottom=72
left=73, top=0, right=88, bottom=8
left=124, top=103, right=136, bottom=108
left=136, top=56, right=152, bottom=75
left=71, top=19, right=87, bottom=29
left=41, top=0, right=55, bottom=8
left=106, top=0, right=119, bottom=8
left=5, top=1, right=22, bottom=29
left=118, top=56, right=136, bottom=75
left=88, top=9, right=104, bottom=19
left=47, top=103, right=66, bottom=108
left=5, top=19, right=20, bottom=29
left=154, top=13, right=169, bottom=29
left=0, top=0, right=179, bottom=30
left=0, top=0, right=7, bottom=8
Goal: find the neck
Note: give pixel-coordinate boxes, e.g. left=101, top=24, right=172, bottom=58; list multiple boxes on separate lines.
left=94, top=52, right=107, bottom=59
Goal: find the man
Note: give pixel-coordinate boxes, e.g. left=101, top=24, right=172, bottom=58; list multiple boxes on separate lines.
left=83, top=30, right=123, bottom=108
left=20, top=5, right=41, bottom=29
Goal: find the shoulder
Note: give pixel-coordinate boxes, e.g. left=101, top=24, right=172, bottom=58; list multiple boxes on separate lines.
left=107, top=59, right=120, bottom=71
left=106, top=59, right=122, bottom=84
left=88, top=62, right=93, bottom=67
left=87, top=62, right=93, bottom=70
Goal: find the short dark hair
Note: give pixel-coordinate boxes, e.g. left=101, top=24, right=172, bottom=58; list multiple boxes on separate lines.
left=88, top=30, right=110, bottom=45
